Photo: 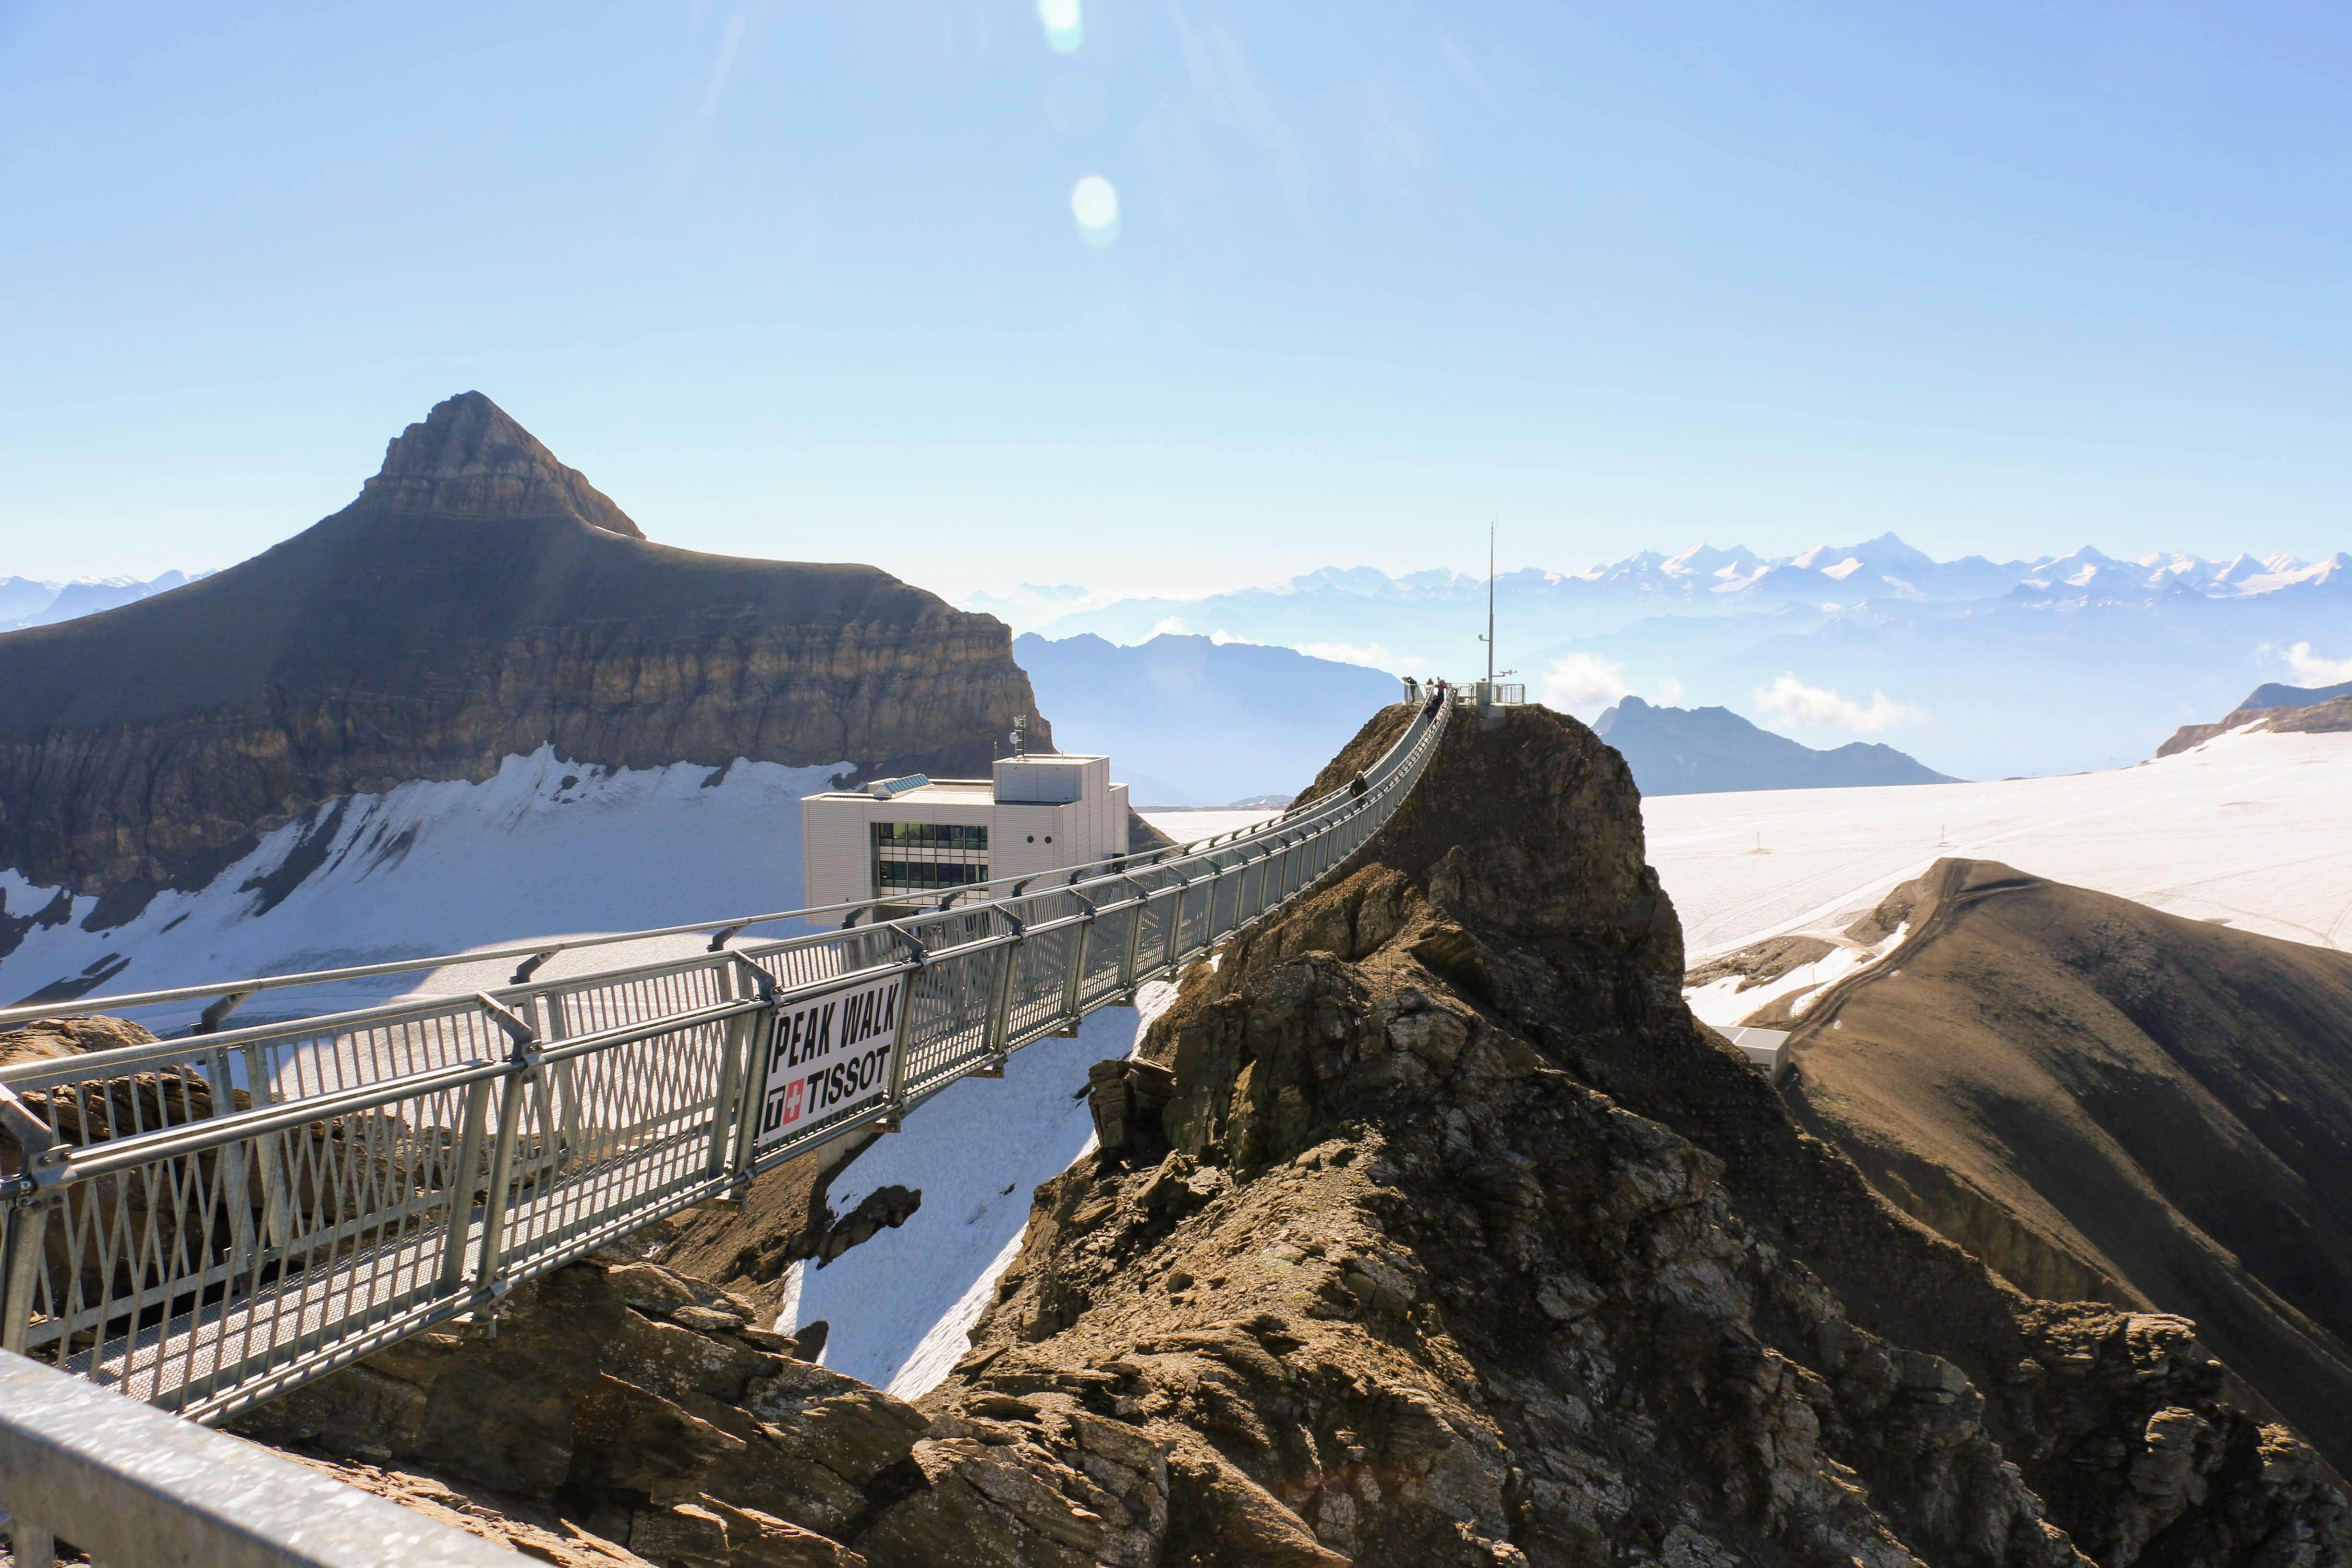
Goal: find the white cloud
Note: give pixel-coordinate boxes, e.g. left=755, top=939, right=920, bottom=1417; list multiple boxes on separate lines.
left=1755, top=675, right=1914, bottom=733
left=1152, top=616, right=1188, bottom=636
left=1300, top=641, right=1403, bottom=670
left=2281, top=640, right=2352, bottom=685
left=1542, top=654, right=1632, bottom=712
left=1209, top=629, right=1237, bottom=645
left=1654, top=676, right=1685, bottom=705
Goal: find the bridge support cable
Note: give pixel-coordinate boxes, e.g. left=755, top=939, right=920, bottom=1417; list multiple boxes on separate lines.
left=0, top=701, right=1449, bottom=1423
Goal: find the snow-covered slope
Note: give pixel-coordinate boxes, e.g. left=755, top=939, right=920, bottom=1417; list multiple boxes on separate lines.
left=0, top=746, right=849, bottom=1031
left=0, top=732, right=1195, bottom=1397
left=1645, top=727, right=2352, bottom=963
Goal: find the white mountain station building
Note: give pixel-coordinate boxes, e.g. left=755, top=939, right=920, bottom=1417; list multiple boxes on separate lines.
left=800, top=753, right=1132, bottom=911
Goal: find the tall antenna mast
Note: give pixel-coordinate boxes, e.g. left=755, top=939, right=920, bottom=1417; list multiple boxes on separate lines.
left=1486, top=522, right=1496, bottom=689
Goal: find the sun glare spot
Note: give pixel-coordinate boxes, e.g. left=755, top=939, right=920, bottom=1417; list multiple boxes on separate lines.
left=1071, top=174, right=1119, bottom=246
left=1039, top=0, right=1082, bottom=53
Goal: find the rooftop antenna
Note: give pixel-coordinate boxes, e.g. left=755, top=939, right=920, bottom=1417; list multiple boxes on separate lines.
left=1011, top=714, right=1027, bottom=758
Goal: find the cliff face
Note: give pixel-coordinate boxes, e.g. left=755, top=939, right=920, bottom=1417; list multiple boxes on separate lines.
left=0, top=393, right=1048, bottom=922
left=928, top=705, right=2346, bottom=1568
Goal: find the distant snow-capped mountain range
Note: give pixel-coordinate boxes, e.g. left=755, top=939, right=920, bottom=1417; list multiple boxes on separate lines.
left=969, top=535, right=2351, bottom=646
left=0, top=569, right=212, bottom=631
left=968, top=535, right=2352, bottom=784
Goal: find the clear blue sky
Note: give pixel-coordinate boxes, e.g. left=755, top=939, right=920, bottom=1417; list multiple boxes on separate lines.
left=3, top=1, right=2346, bottom=595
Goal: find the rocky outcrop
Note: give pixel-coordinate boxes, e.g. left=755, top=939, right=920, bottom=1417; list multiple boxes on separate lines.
left=2156, top=691, right=2352, bottom=756
left=235, top=1244, right=1178, bottom=1568
left=0, top=1010, right=156, bottom=1069
left=0, top=392, right=1049, bottom=924
left=919, top=704, right=2347, bottom=1567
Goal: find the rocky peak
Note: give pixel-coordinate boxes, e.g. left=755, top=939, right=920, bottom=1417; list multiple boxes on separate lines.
left=943, top=705, right=2348, bottom=1567
left=356, top=390, right=644, bottom=538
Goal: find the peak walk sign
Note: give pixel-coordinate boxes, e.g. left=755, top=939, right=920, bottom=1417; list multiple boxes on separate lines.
left=754, top=971, right=905, bottom=1146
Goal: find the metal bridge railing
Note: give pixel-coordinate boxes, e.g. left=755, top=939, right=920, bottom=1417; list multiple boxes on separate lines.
left=0, top=1346, right=533, bottom=1566
left=0, top=699, right=1448, bottom=1423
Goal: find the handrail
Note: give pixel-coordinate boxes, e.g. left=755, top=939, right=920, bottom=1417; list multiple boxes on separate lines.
left=0, top=1347, right=534, bottom=1566
left=0, top=697, right=1451, bottom=1428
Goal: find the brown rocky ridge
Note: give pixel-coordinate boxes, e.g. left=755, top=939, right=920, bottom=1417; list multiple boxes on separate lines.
left=0, top=391, right=1051, bottom=932
left=195, top=702, right=2348, bottom=1568
left=1764, top=857, right=2352, bottom=1476
left=2156, top=686, right=2352, bottom=757
left=926, top=704, right=2345, bottom=1567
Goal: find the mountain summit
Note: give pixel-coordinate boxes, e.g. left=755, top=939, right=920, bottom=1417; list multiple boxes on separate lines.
left=0, top=395, right=1045, bottom=926
left=355, top=390, right=643, bottom=537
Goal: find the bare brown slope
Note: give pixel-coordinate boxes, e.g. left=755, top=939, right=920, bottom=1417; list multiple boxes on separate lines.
left=0, top=392, right=1049, bottom=919
left=1782, top=857, right=2352, bottom=1471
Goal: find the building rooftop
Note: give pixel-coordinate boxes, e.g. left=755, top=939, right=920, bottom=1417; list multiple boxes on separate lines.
left=803, top=755, right=1115, bottom=807
left=805, top=778, right=994, bottom=804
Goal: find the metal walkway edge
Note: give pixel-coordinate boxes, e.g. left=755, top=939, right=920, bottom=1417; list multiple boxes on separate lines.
left=0, top=698, right=1451, bottom=1424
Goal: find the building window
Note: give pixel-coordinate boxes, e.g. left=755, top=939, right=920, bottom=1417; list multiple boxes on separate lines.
left=873, top=821, right=989, bottom=896
left=874, top=822, right=988, bottom=851
left=875, top=860, right=990, bottom=892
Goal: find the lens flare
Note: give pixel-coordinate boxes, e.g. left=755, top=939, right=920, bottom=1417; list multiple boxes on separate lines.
left=1038, top=0, right=1082, bottom=52
left=1070, top=174, right=1119, bottom=246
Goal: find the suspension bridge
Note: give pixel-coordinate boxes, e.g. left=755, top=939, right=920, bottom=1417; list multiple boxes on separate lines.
left=0, top=698, right=1450, bottom=1444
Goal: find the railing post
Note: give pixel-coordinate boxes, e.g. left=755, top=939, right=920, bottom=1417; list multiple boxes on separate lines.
left=200, top=1048, right=261, bottom=1270
left=468, top=995, right=538, bottom=1298
left=721, top=957, right=778, bottom=1190
left=436, top=1075, right=495, bottom=1297
left=1119, top=879, right=1149, bottom=993
left=237, top=1043, right=293, bottom=1250
left=543, top=992, right=583, bottom=1177
left=706, top=965, right=750, bottom=1183
left=2, top=1198, right=55, bottom=1356
left=1060, top=896, right=1094, bottom=1028
left=1165, top=873, right=1190, bottom=968
left=877, top=948, right=927, bottom=1126
left=980, top=931, right=1020, bottom=1066
left=471, top=1068, right=528, bottom=1296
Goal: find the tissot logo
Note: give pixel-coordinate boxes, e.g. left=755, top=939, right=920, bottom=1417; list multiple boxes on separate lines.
left=755, top=972, right=902, bottom=1145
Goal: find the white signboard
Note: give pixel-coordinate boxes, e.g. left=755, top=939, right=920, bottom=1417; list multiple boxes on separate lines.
left=754, top=971, right=905, bottom=1146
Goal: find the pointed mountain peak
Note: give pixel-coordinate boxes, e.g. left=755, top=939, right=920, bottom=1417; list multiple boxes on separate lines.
left=356, top=391, right=643, bottom=538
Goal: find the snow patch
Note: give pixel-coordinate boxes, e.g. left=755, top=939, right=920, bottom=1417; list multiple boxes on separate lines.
left=1682, top=924, right=1906, bottom=1028
left=1653, top=728, right=2352, bottom=961
left=0, top=747, right=852, bottom=1029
